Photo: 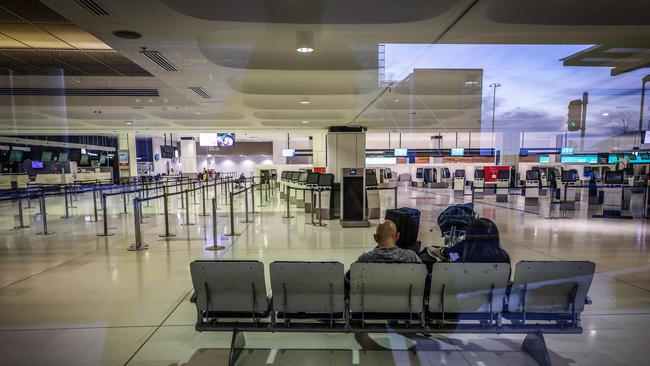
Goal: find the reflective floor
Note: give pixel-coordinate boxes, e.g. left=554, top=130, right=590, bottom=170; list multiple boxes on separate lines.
left=0, top=185, right=648, bottom=365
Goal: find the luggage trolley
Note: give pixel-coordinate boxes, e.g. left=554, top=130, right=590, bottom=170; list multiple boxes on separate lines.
left=365, top=170, right=380, bottom=219
left=524, top=170, right=540, bottom=206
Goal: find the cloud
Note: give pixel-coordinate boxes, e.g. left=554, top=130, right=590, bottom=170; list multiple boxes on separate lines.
left=492, top=107, right=565, bottom=131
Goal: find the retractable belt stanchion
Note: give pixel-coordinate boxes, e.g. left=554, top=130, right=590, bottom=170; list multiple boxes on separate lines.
left=283, top=186, right=293, bottom=219
left=317, top=188, right=327, bottom=227
left=394, top=186, right=398, bottom=209
left=306, top=188, right=316, bottom=226
left=127, top=198, right=149, bottom=251
left=181, top=189, right=194, bottom=226
left=13, top=193, right=29, bottom=229
left=36, top=189, right=53, bottom=235
left=241, top=187, right=253, bottom=223
left=193, top=181, right=198, bottom=206
left=122, top=185, right=128, bottom=214
left=159, top=187, right=175, bottom=237
left=205, top=197, right=225, bottom=251
left=97, top=193, right=113, bottom=236
left=92, top=185, right=99, bottom=222
left=61, top=185, right=71, bottom=219
left=225, top=192, right=239, bottom=236
left=199, top=183, right=208, bottom=217
left=562, top=186, right=568, bottom=219
left=251, top=182, right=257, bottom=215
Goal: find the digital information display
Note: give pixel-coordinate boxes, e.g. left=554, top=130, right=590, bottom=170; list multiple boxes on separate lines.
left=394, top=148, right=408, bottom=157
left=451, top=148, right=464, bottom=156
left=282, top=149, right=296, bottom=157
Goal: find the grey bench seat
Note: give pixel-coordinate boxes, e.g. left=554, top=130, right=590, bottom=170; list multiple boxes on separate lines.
left=190, top=260, right=595, bottom=366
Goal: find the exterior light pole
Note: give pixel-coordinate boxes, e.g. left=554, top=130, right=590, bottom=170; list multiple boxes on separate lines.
left=639, top=74, right=650, bottom=143
left=489, top=83, right=501, bottom=162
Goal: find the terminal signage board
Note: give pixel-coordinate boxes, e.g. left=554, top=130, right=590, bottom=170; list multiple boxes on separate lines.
left=561, top=147, right=574, bottom=155
left=118, top=150, right=130, bottom=177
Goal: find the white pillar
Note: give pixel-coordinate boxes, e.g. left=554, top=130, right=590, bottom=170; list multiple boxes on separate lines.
left=326, top=131, right=365, bottom=182
left=499, top=131, right=521, bottom=166
left=180, top=138, right=197, bottom=176
left=312, top=131, right=327, bottom=167
left=117, top=132, right=137, bottom=178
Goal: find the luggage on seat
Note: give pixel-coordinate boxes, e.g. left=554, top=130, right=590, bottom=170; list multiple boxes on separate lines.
left=384, top=207, right=421, bottom=252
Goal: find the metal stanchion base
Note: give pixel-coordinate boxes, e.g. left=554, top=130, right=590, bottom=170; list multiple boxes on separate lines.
left=60, top=215, right=73, bottom=219
left=97, top=233, right=114, bottom=237
left=13, top=225, right=30, bottom=230
left=181, top=223, right=195, bottom=226
left=198, top=214, right=210, bottom=217
left=240, top=219, right=253, bottom=223
left=224, top=232, right=241, bottom=237
left=37, top=231, right=55, bottom=235
left=282, top=215, right=295, bottom=219
left=205, top=245, right=226, bottom=251
left=127, top=243, right=149, bottom=251
left=159, top=233, right=176, bottom=238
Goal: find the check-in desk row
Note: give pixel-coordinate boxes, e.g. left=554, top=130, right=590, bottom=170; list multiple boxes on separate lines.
left=280, top=171, right=339, bottom=220
left=279, top=170, right=383, bottom=221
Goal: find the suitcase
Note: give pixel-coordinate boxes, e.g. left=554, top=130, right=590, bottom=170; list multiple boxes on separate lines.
left=384, top=207, right=421, bottom=252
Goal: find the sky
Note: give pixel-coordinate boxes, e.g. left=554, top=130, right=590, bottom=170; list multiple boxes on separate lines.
left=384, top=44, right=649, bottom=147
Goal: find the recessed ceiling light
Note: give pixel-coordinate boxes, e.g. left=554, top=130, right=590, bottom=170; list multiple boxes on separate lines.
left=601, top=112, right=610, bottom=116
left=113, top=30, right=142, bottom=39
left=296, top=31, right=314, bottom=53
left=193, top=112, right=203, bottom=115
left=393, top=99, right=399, bottom=102
left=301, top=120, right=309, bottom=124
left=125, top=121, right=133, bottom=125
left=299, top=97, right=311, bottom=104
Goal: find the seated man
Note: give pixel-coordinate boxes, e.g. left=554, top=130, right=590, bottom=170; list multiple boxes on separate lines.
left=356, top=220, right=422, bottom=263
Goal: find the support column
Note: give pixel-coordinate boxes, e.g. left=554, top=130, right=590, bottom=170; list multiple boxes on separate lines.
left=118, top=132, right=137, bottom=179
left=180, top=137, right=198, bottom=177
left=312, top=131, right=327, bottom=167
left=499, top=131, right=521, bottom=166
left=326, top=129, right=366, bottom=181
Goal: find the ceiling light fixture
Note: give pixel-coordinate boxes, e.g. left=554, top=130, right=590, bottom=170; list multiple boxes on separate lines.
left=296, top=31, right=314, bottom=53
left=299, top=97, right=311, bottom=104
left=393, top=99, right=399, bottom=102
left=601, top=112, right=610, bottom=116
left=125, top=121, right=133, bottom=125
left=113, top=30, right=142, bottom=39
left=301, top=120, right=309, bottom=124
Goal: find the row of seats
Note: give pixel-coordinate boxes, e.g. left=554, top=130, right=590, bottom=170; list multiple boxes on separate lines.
left=191, top=260, right=595, bottom=327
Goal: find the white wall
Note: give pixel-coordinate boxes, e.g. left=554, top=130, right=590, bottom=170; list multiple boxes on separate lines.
left=197, top=155, right=275, bottom=176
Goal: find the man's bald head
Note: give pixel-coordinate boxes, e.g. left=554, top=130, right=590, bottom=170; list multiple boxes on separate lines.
left=374, top=220, right=400, bottom=248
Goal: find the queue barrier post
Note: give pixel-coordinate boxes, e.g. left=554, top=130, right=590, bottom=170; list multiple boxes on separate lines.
left=36, top=189, right=53, bottom=235
left=181, top=189, right=194, bottom=226
left=394, top=186, right=398, bottom=209
left=199, top=183, right=208, bottom=217
left=92, top=185, right=99, bottom=222
left=127, top=198, right=149, bottom=251
left=13, top=194, right=30, bottom=229
left=317, top=188, right=327, bottom=227
left=97, top=193, right=114, bottom=237
left=61, top=185, right=71, bottom=219
left=241, top=188, right=253, bottom=223
left=283, top=186, right=293, bottom=219
left=225, top=192, right=240, bottom=236
left=205, top=197, right=225, bottom=251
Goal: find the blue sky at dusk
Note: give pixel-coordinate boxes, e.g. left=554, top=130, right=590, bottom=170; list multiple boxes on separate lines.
left=384, top=44, right=649, bottom=143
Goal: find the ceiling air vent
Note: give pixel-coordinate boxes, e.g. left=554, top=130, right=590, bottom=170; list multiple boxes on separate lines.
left=0, top=88, right=159, bottom=96
left=140, top=48, right=179, bottom=72
left=74, top=0, right=111, bottom=16
left=189, top=87, right=212, bottom=99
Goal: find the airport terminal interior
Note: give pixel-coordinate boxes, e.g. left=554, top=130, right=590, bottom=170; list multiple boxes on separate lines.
left=1, top=1, right=650, bottom=365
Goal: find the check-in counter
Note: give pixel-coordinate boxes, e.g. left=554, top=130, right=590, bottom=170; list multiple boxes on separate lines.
left=524, top=170, right=540, bottom=206
left=365, top=170, right=380, bottom=219
left=315, top=173, right=335, bottom=220
left=0, top=174, right=30, bottom=190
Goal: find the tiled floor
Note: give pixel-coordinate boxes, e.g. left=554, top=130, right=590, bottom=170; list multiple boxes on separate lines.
left=0, top=185, right=648, bottom=365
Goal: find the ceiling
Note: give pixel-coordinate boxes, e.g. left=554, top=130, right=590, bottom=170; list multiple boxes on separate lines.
left=0, top=0, right=648, bottom=134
